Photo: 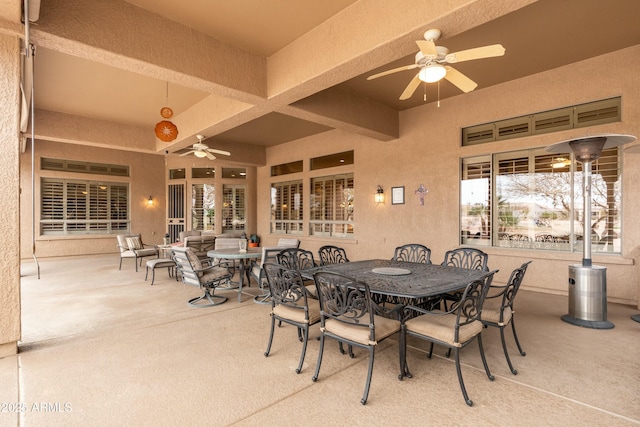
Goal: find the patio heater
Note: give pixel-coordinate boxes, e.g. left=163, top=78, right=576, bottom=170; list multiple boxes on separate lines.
left=547, top=134, right=636, bottom=329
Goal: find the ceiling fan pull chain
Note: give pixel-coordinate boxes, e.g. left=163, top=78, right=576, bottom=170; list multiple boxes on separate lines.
left=437, top=81, right=440, bottom=108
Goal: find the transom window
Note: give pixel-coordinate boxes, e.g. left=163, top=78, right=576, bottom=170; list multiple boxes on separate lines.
left=41, top=179, right=129, bottom=235
left=460, top=147, right=622, bottom=253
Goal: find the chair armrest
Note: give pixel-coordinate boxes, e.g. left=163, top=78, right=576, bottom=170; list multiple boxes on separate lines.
left=485, top=284, right=508, bottom=300
left=373, top=300, right=404, bottom=321
left=402, top=304, right=456, bottom=323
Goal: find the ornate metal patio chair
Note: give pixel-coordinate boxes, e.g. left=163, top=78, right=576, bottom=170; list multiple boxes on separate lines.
left=262, top=263, right=321, bottom=374
left=312, top=271, right=403, bottom=405
left=318, top=245, right=350, bottom=265
left=392, top=243, right=432, bottom=264
left=440, top=247, right=490, bottom=355
left=251, top=238, right=300, bottom=304
left=400, top=270, right=498, bottom=407
left=172, top=246, right=232, bottom=308
left=116, top=233, right=158, bottom=272
left=481, top=260, right=532, bottom=374
left=277, top=248, right=319, bottom=297
left=441, top=247, right=489, bottom=271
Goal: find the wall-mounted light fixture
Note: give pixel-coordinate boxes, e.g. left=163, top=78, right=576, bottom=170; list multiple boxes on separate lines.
left=147, top=196, right=154, bottom=206
left=374, top=185, right=384, bottom=203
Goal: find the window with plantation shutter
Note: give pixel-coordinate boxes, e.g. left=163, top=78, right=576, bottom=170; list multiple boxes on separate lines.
left=40, top=178, right=129, bottom=235
left=192, top=184, right=215, bottom=231
left=310, top=173, right=354, bottom=238
left=460, top=146, right=622, bottom=253
left=271, top=180, right=303, bottom=234
left=222, top=185, right=245, bottom=233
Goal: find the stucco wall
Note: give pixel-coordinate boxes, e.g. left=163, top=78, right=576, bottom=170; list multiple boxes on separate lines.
left=0, top=33, right=21, bottom=356
left=19, top=140, right=167, bottom=258
left=259, top=46, right=640, bottom=306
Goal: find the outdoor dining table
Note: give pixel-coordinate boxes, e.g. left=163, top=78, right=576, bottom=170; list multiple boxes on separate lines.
left=301, top=259, right=488, bottom=302
left=207, top=247, right=262, bottom=302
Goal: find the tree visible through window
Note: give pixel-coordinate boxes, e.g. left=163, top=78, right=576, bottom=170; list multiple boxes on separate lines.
left=192, top=184, right=215, bottom=231
left=461, top=147, right=621, bottom=253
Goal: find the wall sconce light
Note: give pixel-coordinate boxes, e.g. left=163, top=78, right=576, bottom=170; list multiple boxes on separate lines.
left=374, top=185, right=385, bottom=203
left=147, top=196, right=154, bottom=206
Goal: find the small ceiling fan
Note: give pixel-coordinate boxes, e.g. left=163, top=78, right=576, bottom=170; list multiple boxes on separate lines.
left=367, top=29, right=505, bottom=100
left=179, top=134, right=231, bottom=160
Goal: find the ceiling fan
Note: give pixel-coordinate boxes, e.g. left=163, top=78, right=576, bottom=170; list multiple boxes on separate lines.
left=179, top=134, right=231, bottom=160
left=367, top=29, right=505, bottom=100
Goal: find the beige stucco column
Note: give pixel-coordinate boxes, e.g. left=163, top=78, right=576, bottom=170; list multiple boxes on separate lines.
left=0, top=32, right=22, bottom=357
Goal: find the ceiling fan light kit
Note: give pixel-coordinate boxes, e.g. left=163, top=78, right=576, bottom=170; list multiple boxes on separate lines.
left=368, top=28, right=505, bottom=100
left=419, top=64, right=446, bottom=83
left=179, top=134, right=232, bottom=160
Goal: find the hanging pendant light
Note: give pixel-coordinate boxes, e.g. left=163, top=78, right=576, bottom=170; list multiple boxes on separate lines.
left=155, top=82, right=178, bottom=142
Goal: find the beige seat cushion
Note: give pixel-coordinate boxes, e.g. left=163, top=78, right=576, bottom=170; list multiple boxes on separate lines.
left=405, top=310, right=483, bottom=347
left=273, top=298, right=321, bottom=324
left=304, top=284, right=317, bottom=298
left=324, top=314, right=400, bottom=346
left=481, top=298, right=512, bottom=325
left=135, top=248, right=157, bottom=257
left=200, top=267, right=230, bottom=284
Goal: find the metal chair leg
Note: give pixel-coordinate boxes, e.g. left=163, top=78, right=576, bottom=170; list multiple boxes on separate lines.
left=312, top=334, right=326, bottom=383
left=296, top=327, right=310, bottom=374
left=511, top=318, right=526, bottom=356
left=360, top=347, right=375, bottom=405
left=454, top=347, right=473, bottom=406
left=500, top=327, right=517, bottom=374
left=188, top=287, right=227, bottom=307
left=264, top=314, right=276, bottom=357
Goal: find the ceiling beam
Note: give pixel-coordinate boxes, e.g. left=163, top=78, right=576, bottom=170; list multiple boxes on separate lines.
left=285, top=87, right=399, bottom=141
left=30, top=0, right=266, bottom=103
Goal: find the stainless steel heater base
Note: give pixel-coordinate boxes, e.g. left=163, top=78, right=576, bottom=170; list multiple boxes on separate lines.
left=562, top=264, right=614, bottom=329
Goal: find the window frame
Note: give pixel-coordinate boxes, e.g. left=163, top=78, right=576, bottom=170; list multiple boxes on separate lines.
left=191, top=183, right=215, bottom=232
left=221, top=184, right=246, bottom=233
left=460, top=146, right=623, bottom=253
left=40, top=178, right=130, bottom=236
left=270, top=180, right=304, bottom=235
left=309, top=173, right=354, bottom=238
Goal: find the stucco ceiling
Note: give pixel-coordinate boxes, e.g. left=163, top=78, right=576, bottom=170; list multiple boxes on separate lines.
left=29, top=0, right=640, bottom=153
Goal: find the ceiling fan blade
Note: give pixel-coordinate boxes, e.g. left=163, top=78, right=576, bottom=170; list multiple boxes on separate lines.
left=444, top=66, right=478, bottom=93
left=179, top=150, right=195, bottom=157
left=399, top=73, right=422, bottom=100
left=205, top=152, right=216, bottom=160
left=367, top=64, right=417, bottom=80
left=445, top=44, right=505, bottom=63
left=416, top=40, right=437, bottom=57
left=208, top=148, right=231, bottom=156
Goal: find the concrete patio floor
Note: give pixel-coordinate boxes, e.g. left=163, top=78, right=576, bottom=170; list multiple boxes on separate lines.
left=2, top=254, right=639, bottom=426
